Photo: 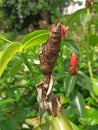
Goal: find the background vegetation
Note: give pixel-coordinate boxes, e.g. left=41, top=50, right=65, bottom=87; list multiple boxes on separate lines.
left=0, top=0, right=98, bottom=130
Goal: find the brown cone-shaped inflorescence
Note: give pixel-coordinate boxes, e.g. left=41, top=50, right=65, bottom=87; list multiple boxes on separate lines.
left=39, top=23, right=68, bottom=75
left=69, top=52, right=78, bottom=76
left=39, top=23, right=61, bottom=75
left=39, top=23, right=68, bottom=98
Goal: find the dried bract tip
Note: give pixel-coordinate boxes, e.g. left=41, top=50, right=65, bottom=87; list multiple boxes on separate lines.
left=50, top=23, right=68, bottom=37
left=86, top=0, right=93, bottom=8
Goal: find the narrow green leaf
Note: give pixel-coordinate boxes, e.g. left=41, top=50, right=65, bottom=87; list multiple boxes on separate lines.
left=63, top=39, right=80, bottom=55
left=64, top=75, right=77, bottom=97
left=0, top=42, right=22, bottom=77
left=0, top=98, right=15, bottom=107
left=0, top=37, right=12, bottom=43
left=70, top=91, right=86, bottom=118
left=22, top=30, right=49, bottom=50
left=22, top=30, right=49, bottom=44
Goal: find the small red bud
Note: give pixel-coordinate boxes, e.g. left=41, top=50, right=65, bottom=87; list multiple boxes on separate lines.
left=69, top=52, right=78, bottom=76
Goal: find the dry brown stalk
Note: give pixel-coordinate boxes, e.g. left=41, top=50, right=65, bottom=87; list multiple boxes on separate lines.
left=36, top=23, right=68, bottom=120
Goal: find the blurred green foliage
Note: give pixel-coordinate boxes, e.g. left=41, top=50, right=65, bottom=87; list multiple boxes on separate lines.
left=0, top=0, right=70, bottom=31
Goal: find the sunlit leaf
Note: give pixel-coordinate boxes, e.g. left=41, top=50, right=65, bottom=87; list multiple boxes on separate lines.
left=0, top=37, right=12, bottom=43
left=22, top=30, right=49, bottom=50
left=69, top=121, right=80, bottom=130
left=0, top=42, right=22, bottom=77
left=80, top=108, right=98, bottom=125
left=51, top=114, right=73, bottom=130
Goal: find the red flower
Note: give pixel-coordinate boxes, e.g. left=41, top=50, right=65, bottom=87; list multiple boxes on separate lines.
left=61, top=25, right=69, bottom=37
left=69, top=52, right=78, bottom=76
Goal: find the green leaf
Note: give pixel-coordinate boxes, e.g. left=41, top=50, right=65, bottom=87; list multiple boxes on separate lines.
left=80, top=108, right=98, bottom=125
left=34, top=123, right=50, bottom=130
left=77, top=71, right=98, bottom=101
left=85, top=125, right=98, bottom=130
left=80, top=13, right=92, bottom=27
left=0, top=98, right=15, bottom=107
left=0, top=37, right=12, bottom=43
left=69, top=121, right=80, bottom=130
left=22, top=30, right=49, bottom=50
left=70, top=91, right=86, bottom=118
left=92, top=79, right=98, bottom=97
left=89, top=34, right=98, bottom=47
left=60, top=95, right=69, bottom=105
left=86, top=97, right=98, bottom=107
left=10, top=60, right=23, bottom=77
left=64, top=75, right=77, bottom=97
left=77, top=71, right=92, bottom=92
left=51, top=114, right=73, bottom=130
left=0, top=42, right=22, bottom=77
left=63, top=39, right=80, bottom=55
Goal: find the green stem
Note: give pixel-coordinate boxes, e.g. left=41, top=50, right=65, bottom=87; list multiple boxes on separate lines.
left=86, top=44, right=94, bottom=81
left=83, top=26, right=94, bottom=81
left=21, top=52, right=40, bottom=83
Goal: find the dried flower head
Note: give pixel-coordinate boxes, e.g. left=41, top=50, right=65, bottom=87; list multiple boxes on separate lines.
left=86, top=0, right=93, bottom=8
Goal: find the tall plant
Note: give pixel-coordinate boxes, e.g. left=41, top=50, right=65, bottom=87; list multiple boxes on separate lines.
left=0, top=1, right=98, bottom=129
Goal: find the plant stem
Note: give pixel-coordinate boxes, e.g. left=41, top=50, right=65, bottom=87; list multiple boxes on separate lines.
left=86, top=44, right=94, bottom=81
left=21, top=52, right=40, bottom=83
left=84, top=26, right=94, bottom=81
